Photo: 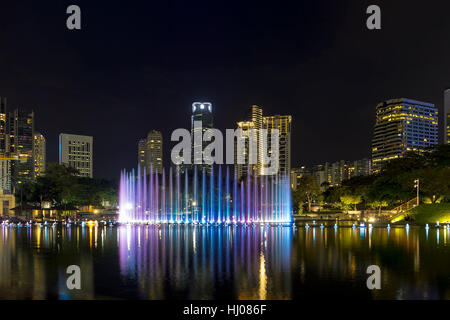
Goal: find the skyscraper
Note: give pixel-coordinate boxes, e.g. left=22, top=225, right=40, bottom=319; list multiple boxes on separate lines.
left=250, top=105, right=264, bottom=175
left=138, top=138, right=147, bottom=174
left=33, top=132, right=46, bottom=178
left=59, top=133, right=93, bottom=178
left=145, top=130, right=163, bottom=174
left=191, top=102, right=213, bottom=173
left=371, top=98, right=439, bottom=172
left=263, top=115, right=292, bottom=175
left=0, top=97, right=10, bottom=191
left=445, top=89, right=450, bottom=144
left=235, top=106, right=292, bottom=177
left=8, top=109, right=34, bottom=184
left=0, top=97, right=7, bottom=154
left=234, top=120, right=257, bottom=180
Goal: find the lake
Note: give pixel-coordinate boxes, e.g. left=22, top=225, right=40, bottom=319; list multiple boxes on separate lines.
left=1, top=224, right=449, bottom=299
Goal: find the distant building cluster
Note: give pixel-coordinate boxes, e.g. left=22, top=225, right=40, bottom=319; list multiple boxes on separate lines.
left=137, top=103, right=292, bottom=180
left=291, top=159, right=371, bottom=191
left=291, top=94, right=449, bottom=190
left=0, top=95, right=95, bottom=205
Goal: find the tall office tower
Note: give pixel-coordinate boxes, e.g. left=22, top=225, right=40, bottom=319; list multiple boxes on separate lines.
left=0, top=98, right=10, bottom=191
left=191, top=102, right=213, bottom=173
left=8, top=109, right=34, bottom=184
left=234, top=121, right=257, bottom=180
left=371, top=98, right=439, bottom=172
left=59, top=133, right=93, bottom=178
left=445, top=89, right=450, bottom=144
left=138, top=138, right=147, bottom=174
left=263, top=115, right=292, bottom=175
left=0, top=97, right=7, bottom=154
left=33, top=132, right=46, bottom=178
left=0, top=160, right=11, bottom=191
left=145, top=130, right=163, bottom=174
left=249, top=105, right=264, bottom=175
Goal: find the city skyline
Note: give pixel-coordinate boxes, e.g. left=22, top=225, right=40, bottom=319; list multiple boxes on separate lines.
left=1, top=2, right=450, bottom=179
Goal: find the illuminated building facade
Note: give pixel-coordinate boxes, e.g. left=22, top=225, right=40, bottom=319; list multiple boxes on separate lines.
left=0, top=98, right=10, bottom=191
left=371, top=98, right=438, bottom=172
left=8, top=109, right=34, bottom=184
left=250, top=105, right=264, bottom=175
left=445, top=89, right=450, bottom=144
left=234, top=121, right=257, bottom=180
left=33, top=132, right=46, bottom=178
left=0, top=160, right=11, bottom=191
left=0, top=97, right=7, bottom=154
left=59, top=133, right=93, bottom=178
left=138, top=138, right=146, bottom=174
left=236, top=106, right=292, bottom=177
left=263, top=115, right=292, bottom=175
left=191, top=102, right=213, bottom=173
left=145, top=130, right=163, bottom=174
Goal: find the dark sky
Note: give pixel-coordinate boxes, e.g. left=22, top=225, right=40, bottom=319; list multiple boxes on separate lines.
left=0, top=0, right=449, bottom=179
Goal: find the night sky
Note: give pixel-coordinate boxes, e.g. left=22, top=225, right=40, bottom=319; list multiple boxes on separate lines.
left=0, top=0, right=449, bottom=179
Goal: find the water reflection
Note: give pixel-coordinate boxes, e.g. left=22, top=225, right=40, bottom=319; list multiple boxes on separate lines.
left=118, top=225, right=293, bottom=299
left=1, top=225, right=450, bottom=299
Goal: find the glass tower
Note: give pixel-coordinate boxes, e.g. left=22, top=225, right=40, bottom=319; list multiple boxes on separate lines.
left=371, top=98, right=439, bottom=172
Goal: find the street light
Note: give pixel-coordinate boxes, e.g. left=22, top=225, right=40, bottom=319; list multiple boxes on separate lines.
left=414, top=179, right=420, bottom=206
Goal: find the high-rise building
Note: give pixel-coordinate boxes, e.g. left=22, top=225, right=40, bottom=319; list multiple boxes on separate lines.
left=191, top=102, right=213, bottom=173
left=371, top=98, right=439, bottom=172
left=59, top=133, right=93, bottom=178
left=445, top=89, right=450, bottom=144
left=138, top=138, right=147, bottom=174
left=137, top=131, right=163, bottom=174
left=250, top=105, right=264, bottom=175
left=0, top=97, right=7, bottom=154
left=234, top=121, right=257, bottom=180
left=145, top=130, right=163, bottom=174
left=263, top=115, right=292, bottom=175
left=235, top=106, right=292, bottom=177
left=0, top=160, right=11, bottom=191
left=33, top=132, right=46, bottom=178
left=8, top=109, right=34, bottom=184
left=0, top=97, right=10, bottom=192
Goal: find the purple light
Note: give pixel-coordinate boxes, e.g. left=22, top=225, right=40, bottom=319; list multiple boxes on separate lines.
left=119, top=165, right=292, bottom=225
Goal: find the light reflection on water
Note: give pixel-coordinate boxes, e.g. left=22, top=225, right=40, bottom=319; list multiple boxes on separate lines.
left=1, top=225, right=450, bottom=300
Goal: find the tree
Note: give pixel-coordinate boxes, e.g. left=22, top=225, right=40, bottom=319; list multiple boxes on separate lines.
left=16, top=163, right=118, bottom=208
left=293, top=176, right=321, bottom=212
left=368, top=200, right=388, bottom=214
left=340, top=194, right=362, bottom=212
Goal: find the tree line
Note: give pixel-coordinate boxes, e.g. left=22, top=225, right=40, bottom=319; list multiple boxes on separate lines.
left=293, top=144, right=450, bottom=213
left=16, top=163, right=118, bottom=208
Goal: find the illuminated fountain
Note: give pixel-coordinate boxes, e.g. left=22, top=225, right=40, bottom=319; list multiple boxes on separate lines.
left=119, top=165, right=292, bottom=224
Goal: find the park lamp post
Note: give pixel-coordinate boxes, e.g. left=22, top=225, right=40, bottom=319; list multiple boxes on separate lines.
left=414, top=179, right=420, bottom=206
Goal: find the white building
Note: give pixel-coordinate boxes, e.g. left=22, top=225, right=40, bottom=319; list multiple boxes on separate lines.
left=59, top=133, right=93, bottom=178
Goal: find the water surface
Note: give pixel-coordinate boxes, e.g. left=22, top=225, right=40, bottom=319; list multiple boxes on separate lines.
left=1, top=224, right=449, bottom=299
